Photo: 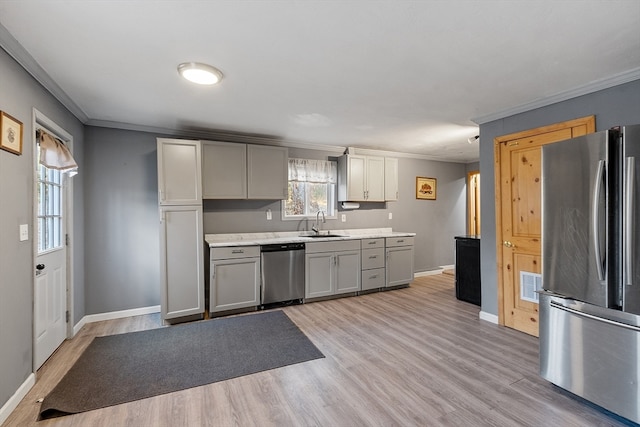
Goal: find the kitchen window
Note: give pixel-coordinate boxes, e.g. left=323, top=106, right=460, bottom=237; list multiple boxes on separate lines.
left=283, top=158, right=337, bottom=219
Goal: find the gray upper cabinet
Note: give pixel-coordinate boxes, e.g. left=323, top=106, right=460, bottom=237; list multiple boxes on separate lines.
left=202, top=141, right=247, bottom=199
left=247, top=144, right=288, bottom=200
left=202, top=142, right=288, bottom=200
left=157, top=138, right=202, bottom=205
left=337, top=154, right=389, bottom=202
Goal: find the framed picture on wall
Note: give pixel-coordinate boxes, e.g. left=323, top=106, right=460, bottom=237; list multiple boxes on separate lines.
left=416, top=176, right=436, bottom=200
left=0, top=111, right=23, bottom=155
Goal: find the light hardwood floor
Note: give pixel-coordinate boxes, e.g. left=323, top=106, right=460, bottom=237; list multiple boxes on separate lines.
left=4, top=274, right=633, bottom=427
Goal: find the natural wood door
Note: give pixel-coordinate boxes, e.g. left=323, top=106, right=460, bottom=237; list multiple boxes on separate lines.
left=495, top=116, right=595, bottom=336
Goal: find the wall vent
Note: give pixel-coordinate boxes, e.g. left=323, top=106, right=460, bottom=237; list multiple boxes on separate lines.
left=520, top=271, right=542, bottom=303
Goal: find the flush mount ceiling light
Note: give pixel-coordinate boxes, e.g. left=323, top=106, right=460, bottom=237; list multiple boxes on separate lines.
left=177, top=62, right=223, bottom=85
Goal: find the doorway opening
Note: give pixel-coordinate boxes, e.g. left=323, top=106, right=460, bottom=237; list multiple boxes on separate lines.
left=467, top=171, right=480, bottom=235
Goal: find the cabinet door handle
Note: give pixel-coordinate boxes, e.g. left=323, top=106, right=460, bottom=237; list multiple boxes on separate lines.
left=231, top=249, right=244, bottom=254
left=369, top=274, right=378, bottom=279
left=368, top=241, right=377, bottom=245
left=369, top=255, right=377, bottom=259
left=397, top=239, right=404, bottom=243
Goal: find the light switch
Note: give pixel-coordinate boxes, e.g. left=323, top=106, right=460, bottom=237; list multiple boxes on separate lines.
left=341, top=214, right=346, bottom=222
left=266, top=209, right=272, bottom=220
left=19, top=224, right=28, bottom=241
left=388, top=212, right=393, bottom=220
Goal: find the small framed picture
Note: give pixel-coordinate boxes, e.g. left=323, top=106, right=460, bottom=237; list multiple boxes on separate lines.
left=416, top=176, right=436, bottom=200
left=0, top=111, right=23, bottom=155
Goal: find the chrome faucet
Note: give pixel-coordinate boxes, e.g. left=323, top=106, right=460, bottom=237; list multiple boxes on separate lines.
left=312, top=210, right=326, bottom=235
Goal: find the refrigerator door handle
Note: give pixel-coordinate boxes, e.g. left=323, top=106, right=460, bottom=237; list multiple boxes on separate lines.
left=625, top=156, right=635, bottom=286
left=550, top=300, right=640, bottom=332
left=592, top=159, right=606, bottom=281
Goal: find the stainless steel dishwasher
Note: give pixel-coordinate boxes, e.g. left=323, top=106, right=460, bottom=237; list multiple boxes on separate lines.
left=260, top=242, right=305, bottom=306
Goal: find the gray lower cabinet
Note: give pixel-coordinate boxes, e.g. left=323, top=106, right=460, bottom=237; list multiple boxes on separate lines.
left=361, top=238, right=385, bottom=290
left=386, top=237, right=414, bottom=287
left=159, top=205, right=204, bottom=320
left=210, top=246, right=260, bottom=313
left=305, top=240, right=361, bottom=299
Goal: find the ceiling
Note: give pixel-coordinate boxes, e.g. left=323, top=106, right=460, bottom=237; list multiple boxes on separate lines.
left=0, top=1, right=639, bottom=163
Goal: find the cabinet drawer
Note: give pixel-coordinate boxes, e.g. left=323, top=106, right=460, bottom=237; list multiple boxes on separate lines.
left=306, top=239, right=360, bottom=254
left=385, top=236, right=414, bottom=247
left=361, top=238, right=384, bottom=248
left=361, top=268, right=385, bottom=290
left=211, top=246, right=260, bottom=260
left=361, top=248, right=385, bottom=270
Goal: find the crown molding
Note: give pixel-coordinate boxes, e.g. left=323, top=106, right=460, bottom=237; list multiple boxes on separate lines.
left=0, top=22, right=89, bottom=122
left=472, top=68, right=640, bottom=125
left=88, top=119, right=472, bottom=162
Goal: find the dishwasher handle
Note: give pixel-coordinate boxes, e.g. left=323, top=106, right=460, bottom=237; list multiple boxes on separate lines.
left=260, top=242, right=305, bottom=252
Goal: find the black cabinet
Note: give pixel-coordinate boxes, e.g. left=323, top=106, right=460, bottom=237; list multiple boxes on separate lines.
left=454, top=236, right=481, bottom=306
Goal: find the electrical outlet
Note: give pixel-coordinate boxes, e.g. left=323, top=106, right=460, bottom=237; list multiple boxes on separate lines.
left=388, top=212, right=393, bottom=220
left=19, top=224, right=28, bottom=241
left=266, top=209, right=272, bottom=220
left=341, top=214, right=346, bottom=222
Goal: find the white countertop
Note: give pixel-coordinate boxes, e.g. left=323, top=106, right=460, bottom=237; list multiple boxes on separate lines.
left=205, top=228, right=416, bottom=247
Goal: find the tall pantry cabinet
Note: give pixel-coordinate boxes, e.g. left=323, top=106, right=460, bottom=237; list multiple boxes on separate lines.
left=157, top=138, right=205, bottom=321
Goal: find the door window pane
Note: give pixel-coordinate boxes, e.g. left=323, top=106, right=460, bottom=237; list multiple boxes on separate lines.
left=37, top=158, right=63, bottom=253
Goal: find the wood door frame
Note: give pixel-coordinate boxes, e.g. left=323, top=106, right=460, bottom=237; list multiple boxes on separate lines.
left=494, top=115, right=595, bottom=326
left=467, top=170, right=480, bottom=235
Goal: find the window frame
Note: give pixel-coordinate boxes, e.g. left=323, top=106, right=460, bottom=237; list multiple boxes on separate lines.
left=281, top=181, right=337, bottom=220
left=282, top=158, right=338, bottom=221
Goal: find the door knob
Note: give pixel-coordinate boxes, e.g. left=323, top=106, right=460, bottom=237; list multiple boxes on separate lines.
left=36, top=264, right=45, bottom=270
left=503, top=241, right=516, bottom=248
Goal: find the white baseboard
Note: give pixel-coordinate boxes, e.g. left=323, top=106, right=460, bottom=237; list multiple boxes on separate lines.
left=0, top=373, right=35, bottom=426
left=414, top=265, right=455, bottom=278
left=414, top=269, right=442, bottom=277
left=73, top=305, right=161, bottom=335
left=73, top=315, right=87, bottom=336
left=479, top=311, right=499, bottom=324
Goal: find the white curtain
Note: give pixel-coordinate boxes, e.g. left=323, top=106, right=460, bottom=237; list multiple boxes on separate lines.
left=38, top=130, right=78, bottom=176
left=288, top=158, right=336, bottom=183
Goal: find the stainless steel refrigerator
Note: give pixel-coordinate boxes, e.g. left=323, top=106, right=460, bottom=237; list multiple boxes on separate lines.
left=539, top=125, right=640, bottom=424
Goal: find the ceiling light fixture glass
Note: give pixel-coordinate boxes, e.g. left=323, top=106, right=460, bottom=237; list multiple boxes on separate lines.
left=177, top=62, right=223, bottom=85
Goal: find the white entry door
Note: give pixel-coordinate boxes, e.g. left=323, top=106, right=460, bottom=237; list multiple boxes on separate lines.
left=34, top=159, right=67, bottom=369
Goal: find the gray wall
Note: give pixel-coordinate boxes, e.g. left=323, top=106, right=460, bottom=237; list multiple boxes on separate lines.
left=83, top=127, right=161, bottom=314
left=0, top=48, right=85, bottom=409
left=479, top=79, right=640, bottom=316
